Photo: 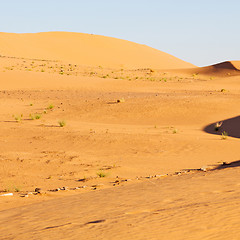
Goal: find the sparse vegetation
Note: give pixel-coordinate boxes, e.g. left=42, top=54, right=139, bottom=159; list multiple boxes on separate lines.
left=97, top=171, right=107, bottom=178
left=172, top=129, right=178, bottom=134
left=221, top=131, right=228, bottom=140
left=4, top=184, right=21, bottom=193
left=14, top=186, right=21, bottom=192
left=48, top=104, right=54, bottom=110
left=29, top=114, right=35, bottom=120
left=58, top=120, right=66, bottom=127
left=34, top=114, right=41, bottom=120
left=13, top=115, right=22, bottom=122
left=192, top=73, right=199, bottom=78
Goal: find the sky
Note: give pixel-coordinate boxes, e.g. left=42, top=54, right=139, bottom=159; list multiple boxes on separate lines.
left=0, top=0, right=239, bottom=66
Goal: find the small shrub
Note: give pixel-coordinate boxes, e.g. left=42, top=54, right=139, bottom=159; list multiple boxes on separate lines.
left=172, top=129, right=178, bottom=134
left=14, top=115, right=21, bottom=122
left=192, top=73, right=199, bottom=78
left=221, top=131, right=228, bottom=140
left=14, top=187, right=21, bottom=192
left=58, top=120, right=66, bottom=127
left=97, top=171, right=107, bottom=178
left=48, top=104, right=54, bottom=110
left=35, top=114, right=41, bottom=120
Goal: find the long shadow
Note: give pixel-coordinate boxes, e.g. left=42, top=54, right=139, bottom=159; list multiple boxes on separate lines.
left=203, top=115, right=240, bottom=139
left=180, top=160, right=240, bottom=174
left=211, top=160, right=240, bottom=171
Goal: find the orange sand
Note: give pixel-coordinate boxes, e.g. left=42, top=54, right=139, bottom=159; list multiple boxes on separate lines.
left=0, top=32, right=240, bottom=240
left=0, top=32, right=194, bottom=69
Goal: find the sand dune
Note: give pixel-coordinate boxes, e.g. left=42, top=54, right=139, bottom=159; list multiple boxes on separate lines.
left=0, top=32, right=195, bottom=69
left=173, top=61, right=240, bottom=77
left=0, top=32, right=240, bottom=239
left=210, top=61, right=240, bottom=70
left=199, top=61, right=240, bottom=75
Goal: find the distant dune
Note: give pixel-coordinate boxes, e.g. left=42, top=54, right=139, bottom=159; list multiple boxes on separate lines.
left=211, top=61, right=240, bottom=70
left=200, top=61, right=240, bottom=74
left=0, top=32, right=195, bottom=69
left=173, top=61, right=240, bottom=77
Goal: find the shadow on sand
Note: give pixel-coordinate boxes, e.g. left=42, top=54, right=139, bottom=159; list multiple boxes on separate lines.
left=203, top=116, right=240, bottom=170
left=180, top=160, right=240, bottom=174
left=211, top=160, right=240, bottom=171
left=203, top=115, right=240, bottom=139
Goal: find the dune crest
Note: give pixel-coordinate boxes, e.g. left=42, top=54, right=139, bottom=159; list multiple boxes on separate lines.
left=200, top=60, right=240, bottom=74
left=172, top=60, right=240, bottom=77
left=208, top=61, right=240, bottom=71
left=0, top=31, right=194, bottom=69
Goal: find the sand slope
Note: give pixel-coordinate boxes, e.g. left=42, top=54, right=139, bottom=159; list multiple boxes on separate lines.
left=1, top=166, right=240, bottom=240
left=0, top=32, right=195, bottom=69
left=0, top=34, right=240, bottom=239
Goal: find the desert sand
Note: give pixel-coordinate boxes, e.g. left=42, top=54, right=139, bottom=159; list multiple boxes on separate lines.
left=0, top=32, right=240, bottom=240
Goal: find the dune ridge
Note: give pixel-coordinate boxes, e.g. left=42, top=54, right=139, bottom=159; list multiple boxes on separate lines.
left=198, top=61, right=240, bottom=76
left=0, top=31, right=195, bottom=69
left=210, top=61, right=240, bottom=70
left=169, top=60, right=240, bottom=77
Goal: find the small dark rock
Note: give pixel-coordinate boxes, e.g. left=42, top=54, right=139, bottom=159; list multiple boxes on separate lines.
left=35, top=188, right=42, bottom=193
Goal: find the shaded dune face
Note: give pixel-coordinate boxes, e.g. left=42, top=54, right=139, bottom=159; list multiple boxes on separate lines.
left=177, top=61, right=240, bottom=77
left=211, top=61, right=240, bottom=70
left=201, top=61, right=240, bottom=74
left=203, top=115, right=240, bottom=139
left=0, top=32, right=195, bottom=69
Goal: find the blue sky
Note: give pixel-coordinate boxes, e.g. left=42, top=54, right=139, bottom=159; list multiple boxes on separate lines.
left=1, top=0, right=239, bottom=66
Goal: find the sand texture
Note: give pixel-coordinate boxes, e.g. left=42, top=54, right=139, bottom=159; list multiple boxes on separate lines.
left=0, top=32, right=240, bottom=239
left=0, top=32, right=194, bottom=69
